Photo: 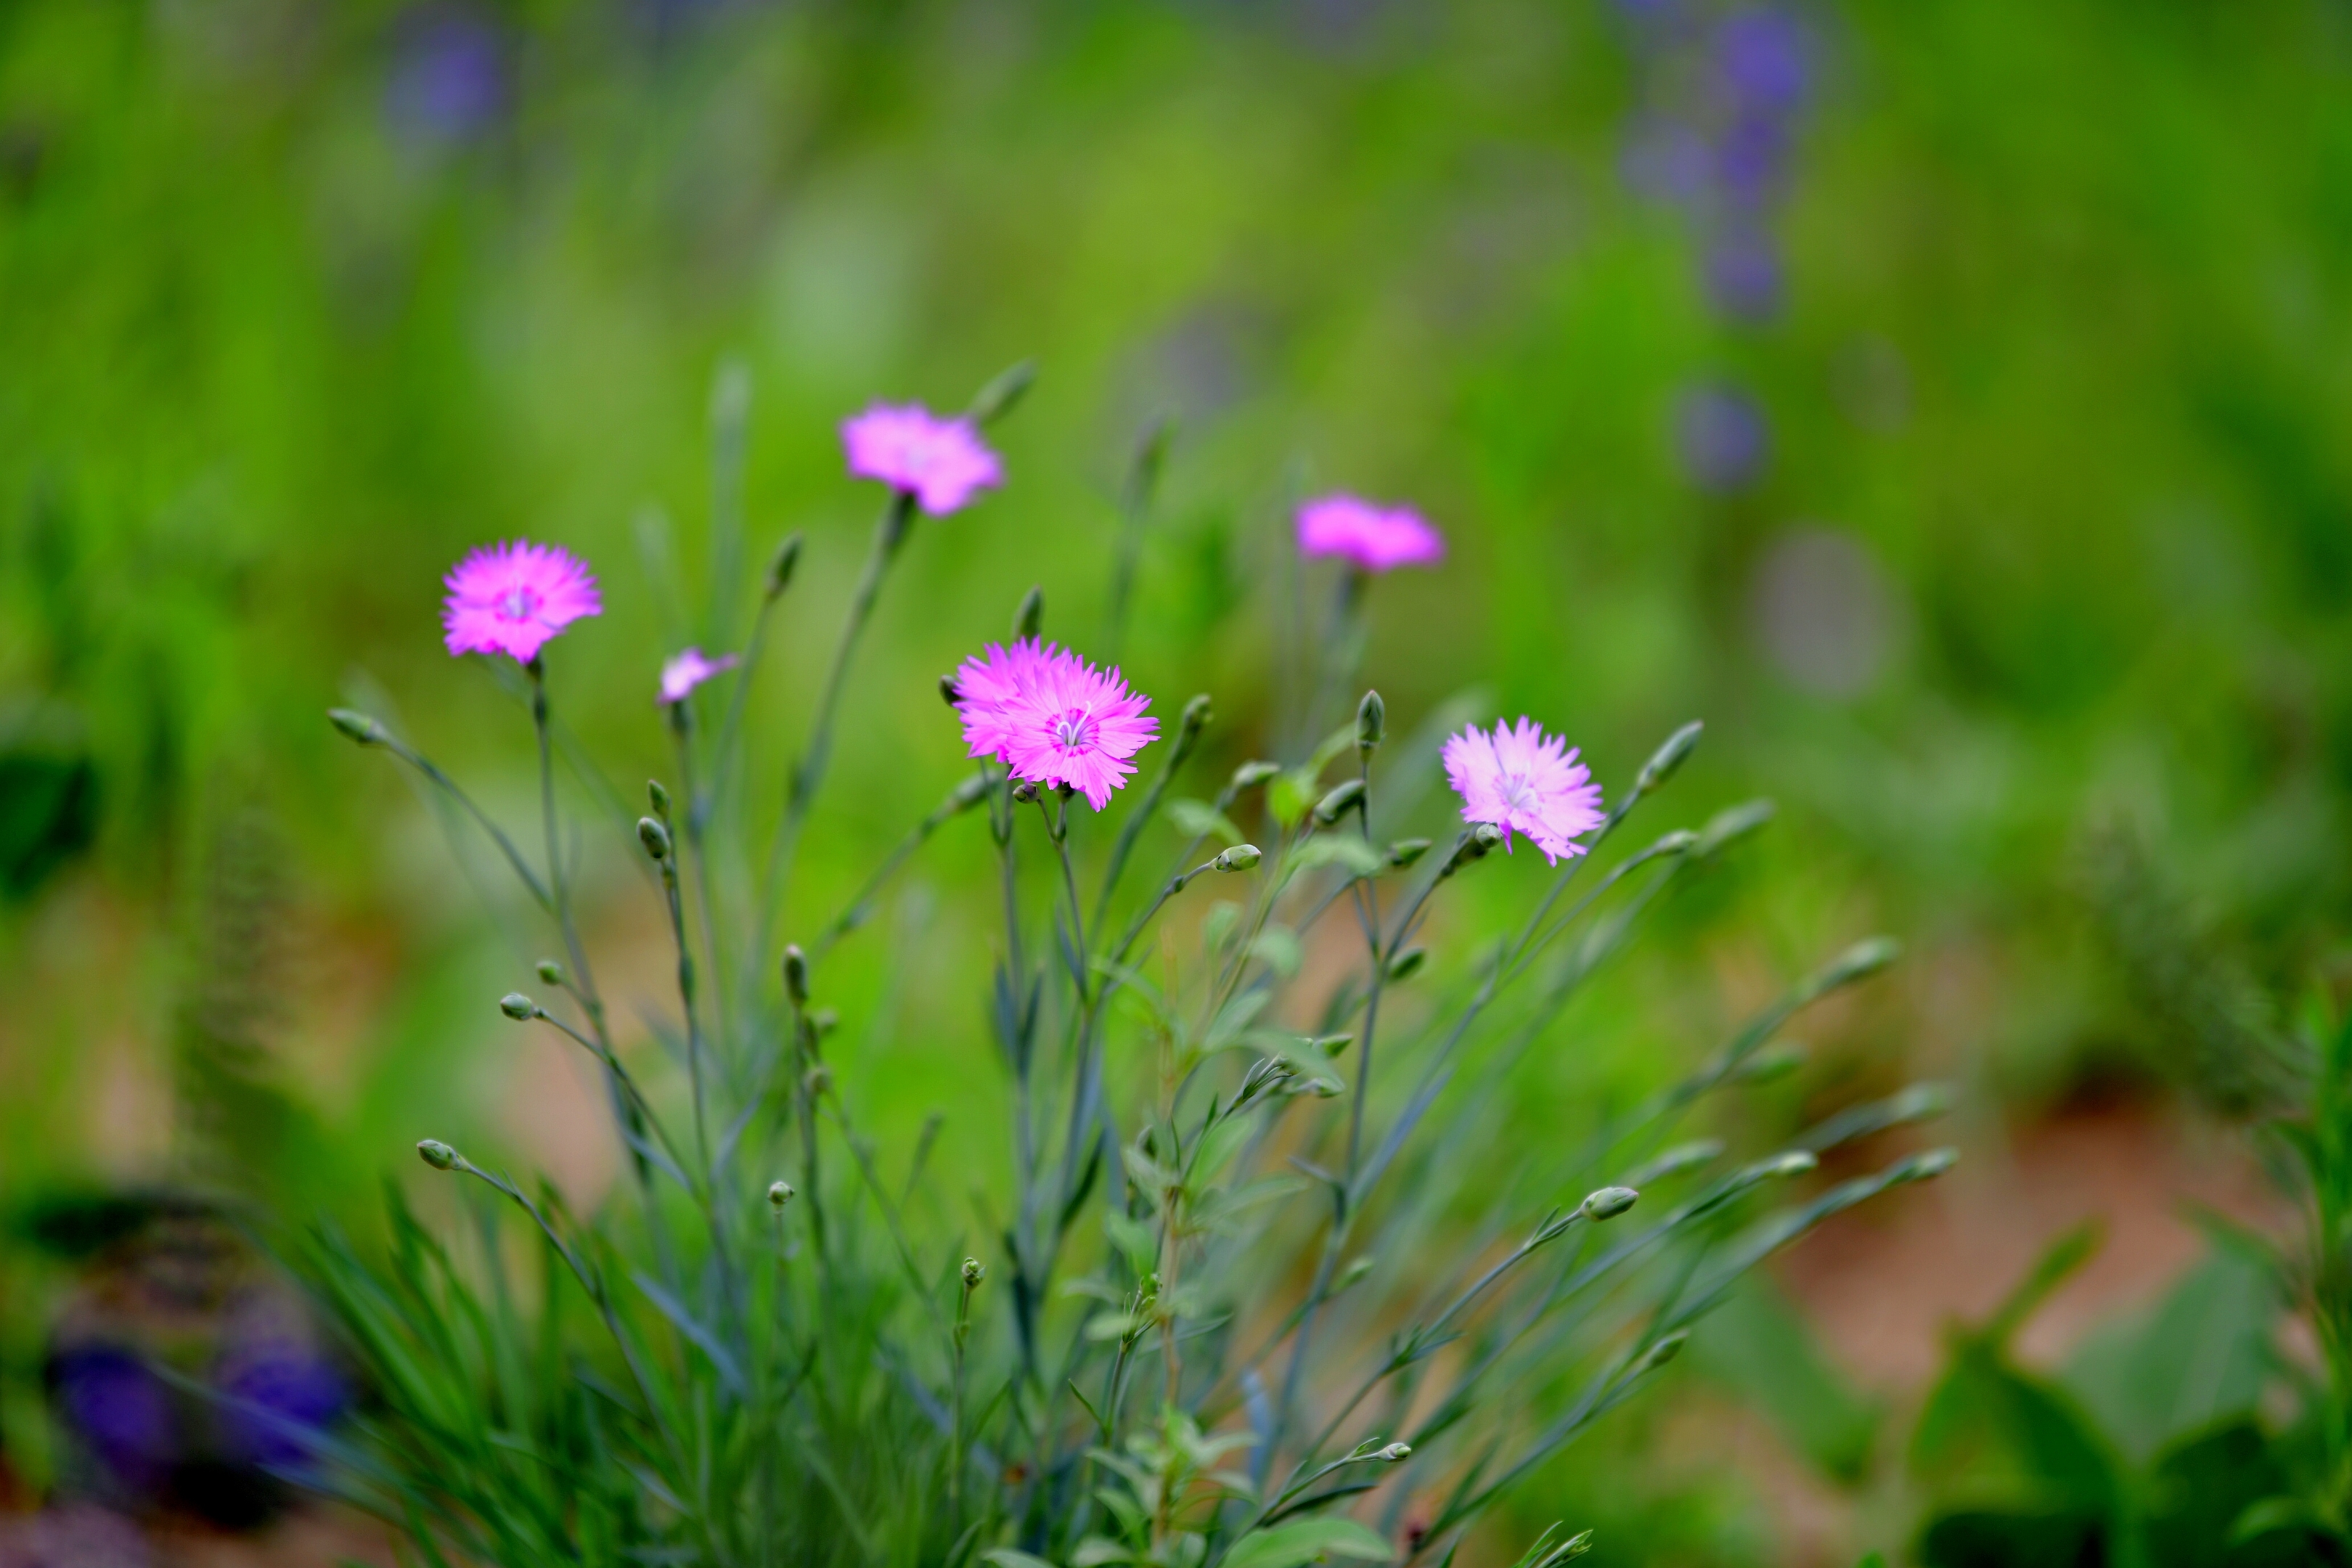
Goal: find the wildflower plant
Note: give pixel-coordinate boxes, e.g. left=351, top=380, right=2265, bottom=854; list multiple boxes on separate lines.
left=304, top=364, right=1954, bottom=1568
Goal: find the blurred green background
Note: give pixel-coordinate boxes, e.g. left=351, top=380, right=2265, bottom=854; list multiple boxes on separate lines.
left=5, top=0, right=2352, bottom=1561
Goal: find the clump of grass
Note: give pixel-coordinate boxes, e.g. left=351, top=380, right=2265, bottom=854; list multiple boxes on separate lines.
left=304, top=365, right=1952, bottom=1567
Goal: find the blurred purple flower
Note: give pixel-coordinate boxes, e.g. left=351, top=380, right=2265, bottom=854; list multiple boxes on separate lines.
left=659, top=648, right=738, bottom=705
left=1620, top=117, right=1714, bottom=208
left=1674, top=383, right=1770, bottom=491
left=1704, top=227, right=1784, bottom=319
left=1716, top=110, right=1793, bottom=211
left=1295, top=495, right=1445, bottom=573
left=1715, top=7, right=1810, bottom=116
left=385, top=8, right=507, bottom=147
left=441, top=542, right=603, bottom=663
left=52, top=1347, right=176, bottom=1493
left=213, top=1342, right=348, bottom=1470
left=841, top=404, right=1003, bottom=516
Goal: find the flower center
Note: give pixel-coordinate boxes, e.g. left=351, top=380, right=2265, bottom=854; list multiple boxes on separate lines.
left=497, top=585, right=542, bottom=623
left=1500, top=773, right=1540, bottom=814
left=1052, top=706, right=1098, bottom=754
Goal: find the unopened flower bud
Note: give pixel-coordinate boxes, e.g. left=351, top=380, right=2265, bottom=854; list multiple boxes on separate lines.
left=1816, top=936, right=1901, bottom=992
left=1472, top=822, right=1505, bottom=852
left=1386, top=947, right=1426, bottom=982
left=327, top=709, right=388, bottom=746
left=764, top=532, right=804, bottom=600
left=1231, top=760, right=1281, bottom=791
left=961, top=1257, right=986, bottom=1288
left=536, top=959, right=565, bottom=987
left=1635, top=721, right=1704, bottom=797
left=768, top=1180, right=796, bottom=1208
left=1010, top=781, right=1038, bottom=804
left=1387, top=838, right=1432, bottom=868
left=1212, top=844, right=1262, bottom=873
left=1356, top=690, right=1385, bottom=754
left=1337, top=1254, right=1376, bottom=1288
left=810, top=1006, right=839, bottom=1039
left=1013, top=585, right=1045, bottom=640
left=1375, top=1442, right=1410, bottom=1462
left=782, top=945, right=809, bottom=1006
left=804, top=1063, right=832, bottom=1098
left=1312, top=779, right=1366, bottom=826
left=966, top=359, right=1036, bottom=427
left=417, top=1139, right=457, bottom=1171
left=648, top=779, right=671, bottom=820
left=940, top=674, right=963, bottom=708
left=637, top=816, right=671, bottom=861
left=500, top=992, right=536, bottom=1021
left=1895, top=1146, right=1960, bottom=1184
left=1580, top=1185, right=1640, bottom=1221
left=1313, top=1033, right=1353, bottom=1058
left=1637, top=1331, right=1689, bottom=1373
left=1172, top=694, right=1212, bottom=766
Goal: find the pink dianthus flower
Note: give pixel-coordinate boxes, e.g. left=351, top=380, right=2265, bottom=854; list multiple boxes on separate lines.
left=1442, top=718, right=1604, bottom=865
left=659, top=648, right=738, bottom=704
left=1296, top=494, right=1445, bottom=573
left=952, top=640, right=1157, bottom=811
left=841, top=403, right=1003, bottom=516
left=441, top=542, right=602, bottom=663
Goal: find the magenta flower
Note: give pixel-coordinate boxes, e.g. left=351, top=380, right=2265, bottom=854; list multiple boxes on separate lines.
left=441, top=541, right=602, bottom=663
left=841, top=403, right=1004, bottom=516
left=1442, top=718, right=1605, bottom=865
left=952, top=639, right=1158, bottom=811
left=659, top=648, right=739, bottom=704
left=1295, top=495, right=1445, bottom=573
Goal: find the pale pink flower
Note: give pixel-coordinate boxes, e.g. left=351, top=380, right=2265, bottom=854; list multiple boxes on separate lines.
left=841, top=403, right=1003, bottom=515
left=1443, top=718, right=1604, bottom=865
left=441, top=541, right=601, bottom=663
left=952, top=640, right=1157, bottom=811
left=1295, top=494, right=1445, bottom=573
left=659, top=648, right=738, bottom=704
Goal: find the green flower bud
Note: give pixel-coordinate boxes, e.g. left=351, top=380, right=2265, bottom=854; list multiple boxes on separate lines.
left=637, top=816, right=671, bottom=861
left=783, top=944, right=809, bottom=1007
left=1816, top=936, right=1901, bottom=992
left=1336, top=1254, right=1376, bottom=1289
left=1172, top=693, right=1212, bottom=767
left=961, top=1257, right=987, bottom=1288
left=1637, top=1331, right=1689, bottom=1373
left=1635, top=721, right=1704, bottom=797
left=1375, top=1442, right=1410, bottom=1461
left=1010, top=781, right=1038, bottom=804
left=765, top=532, right=804, bottom=600
left=1312, top=779, right=1367, bottom=826
left=1212, top=844, right=1262, bottom=873
left=327, top=709, right=388, bottom=746
left=1387, top=838, right=1432, bottom=869
left=1230, top=760, right=1281, bottom=791
left=804, top=1063, right=833, bottom=1098
left=1895, top=1146, right=1960, bottom=1183
left=940, top=674, right=963, bottom=708
left=1013, top=585, right=1045, bottom=640
left=768, top=1180, right=796, bottom=1208
left=648, top=779, right=671, bottom=820
left=500, top=992, right=536, bottom=1021
left=1313, top=1033, right=1353, bottom=1058
left=417, top=1139, right=457, bottom=1171
left=810, top=1006, right=839, bottom=1040
left=535, top=959, right=565, bottom=987
left=1356, top=689, right=1385, bottom=754
left=965, top=359, right=1037, bottom=427
left=1579, top=1185, right=1640, bottom=1221
left=1386, top=947, right=1426, bottom=982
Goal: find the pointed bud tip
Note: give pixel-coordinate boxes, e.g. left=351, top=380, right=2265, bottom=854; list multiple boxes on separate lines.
left=1356, top=690, right=1386, bottom=751
left=499, top=993, right=536, bottom=1021
left=765, top=532, right=804, bottom=599
left=1013, top=586, right=1045, bottom=640
left=648, top=779, right=671, bottom=818
left=1636, top=720, right=1704, bottom=794
left=327, top=709, right=387, bottom=746
left=417, top=1139, right=457, bottom=1171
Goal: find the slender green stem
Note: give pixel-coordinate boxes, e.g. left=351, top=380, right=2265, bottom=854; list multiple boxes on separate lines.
left=759, top=489, right=916, bottom=963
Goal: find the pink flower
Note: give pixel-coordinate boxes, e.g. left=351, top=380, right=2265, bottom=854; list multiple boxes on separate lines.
left=1442, top=718, right=1604, bottom=865
left=952, top=639, right=1158, bottom=811
left=841, top=403, right=1003, bottom=516
left=1295, top=494, right=1445, bottom=573
left=441, top=541, right=602, bottom=663
left=659, top=648, right=739, bottom=704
